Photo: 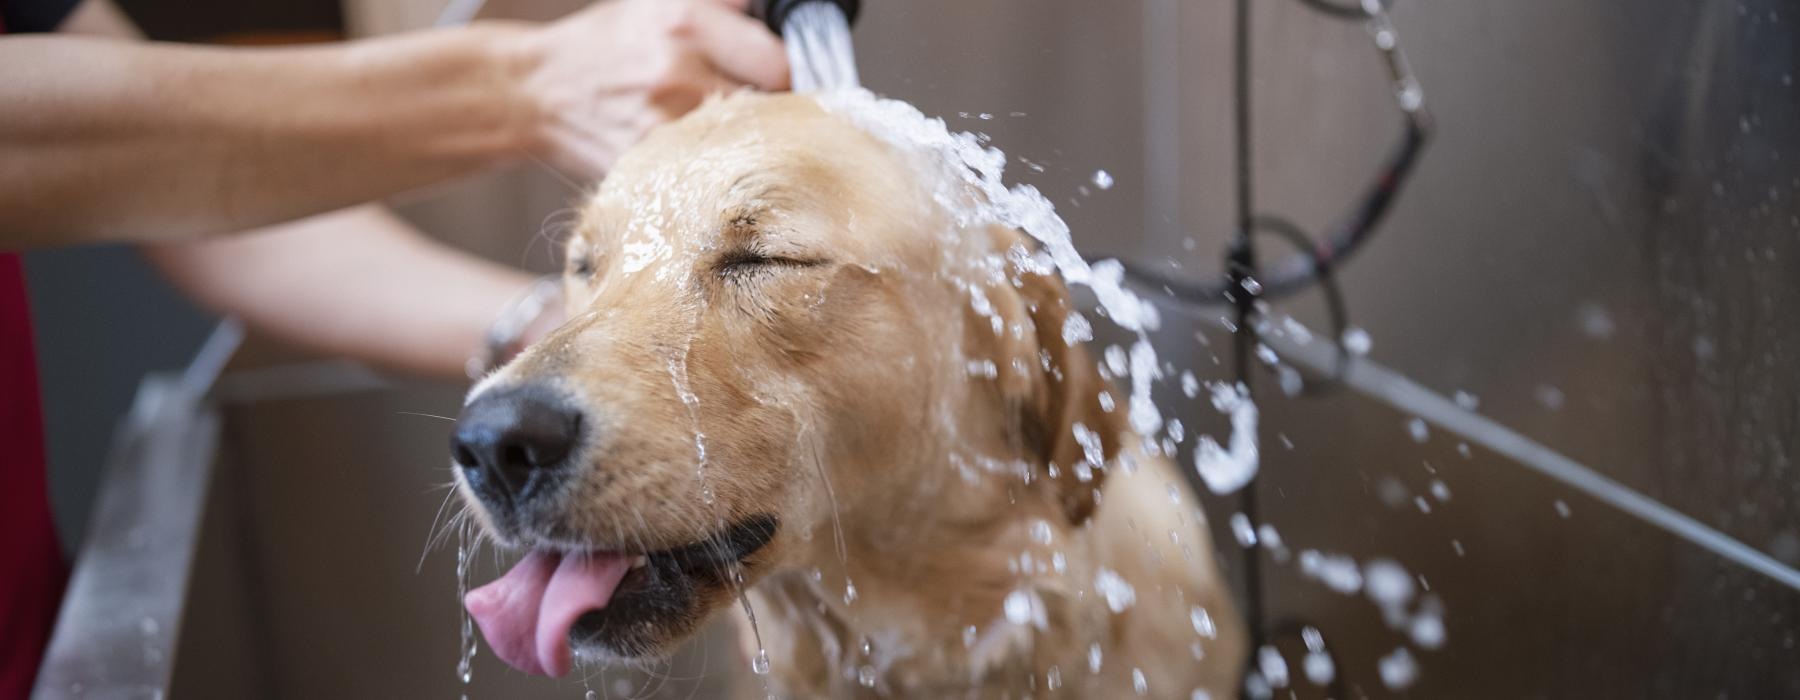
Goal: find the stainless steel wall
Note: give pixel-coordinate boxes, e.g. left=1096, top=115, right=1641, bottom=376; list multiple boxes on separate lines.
left=855, top=0, right=1800, bottom=695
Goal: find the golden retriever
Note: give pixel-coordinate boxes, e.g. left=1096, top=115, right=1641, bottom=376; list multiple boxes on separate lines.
left=450, top=91, right=1245, bottom=697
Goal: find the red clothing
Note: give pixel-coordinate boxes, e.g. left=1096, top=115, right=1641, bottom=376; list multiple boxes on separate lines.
left=0, top=253, right=64, bottom=700
left=2, top=3, right=106, bottom=696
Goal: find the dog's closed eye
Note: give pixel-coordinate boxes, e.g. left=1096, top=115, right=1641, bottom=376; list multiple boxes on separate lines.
left=715, top=249, right=824, bottom=282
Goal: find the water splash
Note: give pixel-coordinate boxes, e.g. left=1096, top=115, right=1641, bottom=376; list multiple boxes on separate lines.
left=732, top=568, right=772, bottom=676
left=817, top=89, right=1179, bottom=453
left=455, top=525, right=476, bottom=686
left=666, top=350, right=716, bottom=506
left=1193, top=382, right=1259, bottom=494
left=739, top=585, right=775, bottom=700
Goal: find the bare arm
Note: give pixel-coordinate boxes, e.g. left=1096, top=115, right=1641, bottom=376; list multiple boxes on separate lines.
left=0, top=27, right=537, bottom=248
left=51, top=0, right=536, bottom=380
left=143, top=206, right=538, bottom=379
left=1, top=0, right=787, bottom=249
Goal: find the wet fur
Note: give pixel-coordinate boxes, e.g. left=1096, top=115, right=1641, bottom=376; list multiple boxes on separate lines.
left=461, top=92, right=1245, bottom=697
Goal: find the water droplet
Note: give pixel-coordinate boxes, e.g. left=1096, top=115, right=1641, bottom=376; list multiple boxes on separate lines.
left=1303, top=650, right=1336, bottom=686
left=740, top=589, right=772, bottom=676
left=1364, top=559, right=1415, bottom=611
left=1277, top=366, right=1303, bottom=397
left=1230, top=512, right=1258, bottom=547
left=1046, top=665, right=1063, bottom=690
left=1092, top=169, right=1115, bottom=190
left=1452, top=390, right=1480, bottom=410
left=858, top=665, right=878, bottom=687
left=1103, top=344, right=1129, bottom=376
left=1062, top=312, right=1093, bottom=345
left=1554, top=500, right=1572, bottom=518
left=1029, top=519, right=1053, bottom=544
left=1298, top=549, right=1364, bottom=594
left=1257, top=523, right=1284, bottom=553
left=1190, top=606, right=1217, bottom=638
left=1301, top=626, right=1325, bottom=652
left=1132, top=667, right=1149, bottom=694
left=1254, top=342, right=1278, bottom=365
left=1406, top=417, right=1429, bottom=443
left=1410, top=611, right=1447, bottom=649
left=1088, top=643, right=1104, bottom=673
left=1341, top=326, right=1372, bottom=355
left=1258, top=646, right=1290, bottom=688
left=1534, top=384, right=1565, bottom=410
left=1378, top=647, right=1419, bottom=689
left=1003, top=588, right=1043, bottom=626
left=844, top=579, right=858, bottom=605
left=1396, top=79, right=1424, bottom=112
left=1575, top=302, right=1615, bottom=339
left=1094, top=568, right=1137, bottom=613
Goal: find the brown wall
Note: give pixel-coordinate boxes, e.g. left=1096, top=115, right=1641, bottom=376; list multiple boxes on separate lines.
left=162, top=0, right=1800, bottom=697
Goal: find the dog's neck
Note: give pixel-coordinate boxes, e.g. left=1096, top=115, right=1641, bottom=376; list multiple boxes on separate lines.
left=746, top=461, right=1113, bottom=696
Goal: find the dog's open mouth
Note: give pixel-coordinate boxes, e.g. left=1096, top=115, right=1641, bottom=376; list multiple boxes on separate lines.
left=463, top=514, right=778, bottom=677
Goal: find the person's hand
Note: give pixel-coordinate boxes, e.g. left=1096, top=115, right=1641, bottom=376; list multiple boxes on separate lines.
left=513, top=0, right=790, bottom=179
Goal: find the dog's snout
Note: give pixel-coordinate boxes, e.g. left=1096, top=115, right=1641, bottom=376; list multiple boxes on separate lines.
left=452, top=385, right=583, bottom=507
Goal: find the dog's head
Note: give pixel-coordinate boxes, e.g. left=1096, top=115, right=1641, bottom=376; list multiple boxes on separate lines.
left=452, top=92, right=1126, bottom=676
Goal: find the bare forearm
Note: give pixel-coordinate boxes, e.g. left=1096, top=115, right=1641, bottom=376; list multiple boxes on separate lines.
left=143, top=206, right=533, bottom=379
left=0, top=27, right=539, bottom=248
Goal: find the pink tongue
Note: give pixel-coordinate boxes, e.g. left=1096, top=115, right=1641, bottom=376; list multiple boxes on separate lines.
left=464, top=551, right=631, bottom=677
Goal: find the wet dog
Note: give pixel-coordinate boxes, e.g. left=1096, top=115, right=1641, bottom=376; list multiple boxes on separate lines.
left=451, top=91, right=1245, bottom=697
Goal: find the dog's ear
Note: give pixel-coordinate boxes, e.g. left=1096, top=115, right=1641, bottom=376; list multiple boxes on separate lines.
left=978, top=228, right=1130, bottom=525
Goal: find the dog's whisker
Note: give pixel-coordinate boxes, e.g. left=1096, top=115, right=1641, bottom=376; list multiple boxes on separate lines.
left=524, top=206, right=584, bottom=270
left=418, top=479, right=467, bottom=572
left=395, top=410, right=457, bottom=422
left=519, top=149, right=588, bottom=195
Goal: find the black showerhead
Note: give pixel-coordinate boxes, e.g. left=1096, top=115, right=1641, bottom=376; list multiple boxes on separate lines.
left=749, top=0, right=861, bottom=35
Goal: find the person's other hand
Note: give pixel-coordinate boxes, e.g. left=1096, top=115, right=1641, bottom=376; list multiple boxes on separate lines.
left=515, top=0, right=790, bottom=179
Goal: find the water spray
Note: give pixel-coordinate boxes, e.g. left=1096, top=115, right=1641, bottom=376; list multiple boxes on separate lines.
left=750, top=0, right=862, bottom=92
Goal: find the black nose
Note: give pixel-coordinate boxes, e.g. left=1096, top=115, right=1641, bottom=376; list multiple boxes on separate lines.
left=451, top=384, right=583, bottom=507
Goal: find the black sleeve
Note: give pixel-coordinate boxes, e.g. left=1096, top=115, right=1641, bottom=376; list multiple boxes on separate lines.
left=2, top=0, right=84, bottom=33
